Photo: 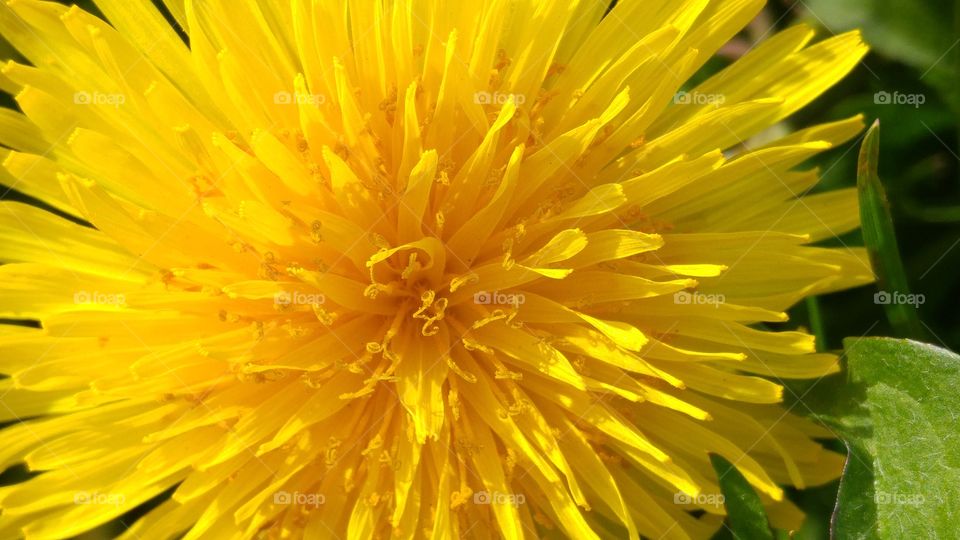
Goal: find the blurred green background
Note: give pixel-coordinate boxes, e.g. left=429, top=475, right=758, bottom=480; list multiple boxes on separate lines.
left=1, top=0, right=958, bottom=538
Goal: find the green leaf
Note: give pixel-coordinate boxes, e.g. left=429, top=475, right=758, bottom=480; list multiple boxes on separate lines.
left=709, top=454, right=774, bottom=540
left=832, top=337, right=960, bottom=539
left=857, top=121, right=926, bottom=340
left=802, top=0, right=953, bottom=67
left=804, top=296, right=827, bottom=351
left=832, top=438, right=879, bottom=540
left=802, top=0, right=960, bottom=113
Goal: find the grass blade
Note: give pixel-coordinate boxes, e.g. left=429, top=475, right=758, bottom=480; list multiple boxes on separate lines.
left=857, top=120, right=926, bottom=340
left=710, top=454, right=774, bottom=540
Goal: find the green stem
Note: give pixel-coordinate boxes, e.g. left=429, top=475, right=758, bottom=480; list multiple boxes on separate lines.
left=956, top=0, right=960, bottom=179
left=806, top=296, right=827, bottom=352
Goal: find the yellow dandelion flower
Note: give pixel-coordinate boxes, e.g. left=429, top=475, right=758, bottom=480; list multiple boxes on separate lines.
left=0, top=1, right=874, bottom=538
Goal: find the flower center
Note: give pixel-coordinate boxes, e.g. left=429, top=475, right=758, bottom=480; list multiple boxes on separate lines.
left=361, top=237, right=453, bottom=336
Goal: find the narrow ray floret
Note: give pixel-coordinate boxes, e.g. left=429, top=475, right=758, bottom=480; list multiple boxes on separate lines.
left=0, top=1, right=873, bottom=538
